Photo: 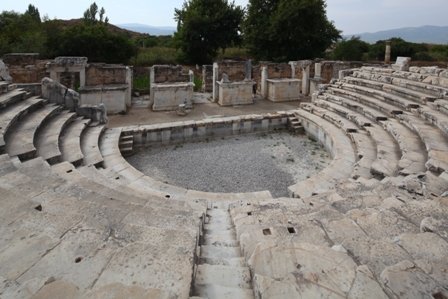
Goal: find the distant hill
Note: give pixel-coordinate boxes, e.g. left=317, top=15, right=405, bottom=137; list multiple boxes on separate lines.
left=345, top=25, right=448, bottom=44
left=117, top=23, right=176, bottom=36
left=51, top=19, right=148, bottom=39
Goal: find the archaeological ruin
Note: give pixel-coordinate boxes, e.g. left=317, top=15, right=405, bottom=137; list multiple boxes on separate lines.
left=0, top=52, right=447, bottom=299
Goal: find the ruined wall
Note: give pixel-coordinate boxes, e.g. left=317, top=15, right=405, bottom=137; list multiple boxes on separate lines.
left=320, top=61, right=363, bottom=83
left=2, top=53, right=49, bottom=83
left=86, top=64, right=128, bottom=86
left=202, top=65, right=213, bottom=92
left=152, top=65, right=189, bottom=83
left=253, top=62, right=292, bottom=92
left=217, top=60, right=246, bottom=82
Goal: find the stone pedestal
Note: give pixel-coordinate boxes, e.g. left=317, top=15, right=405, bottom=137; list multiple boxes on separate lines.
left=301, top=65, right=310, bottom=96
left=217, top=81, right=254, bottom=106
left=385, top=41, right=391, bottom=64
left=151, top=82, right=194, bottom=111
left=212, top=63, right=219, bottom=102
left=392, top=57, right=411, bottom=71
left=261, top=67, right=268, bottom=99
left=80, top=85, right=128, bottom=114
left=266, top=79, right=301, bottom=102
left=309, top=78, right=323, bottom=96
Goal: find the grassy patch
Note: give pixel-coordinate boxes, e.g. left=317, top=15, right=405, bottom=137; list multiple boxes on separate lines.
left=133, top=74, right=150, bottom=91
left=132, top=47, right=179, bottom=66
left=217, top=47, right=250, bottom=60
left=194, top=76, right=203, bottom=92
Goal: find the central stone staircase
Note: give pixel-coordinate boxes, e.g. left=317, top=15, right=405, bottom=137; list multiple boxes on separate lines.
left=192, top=202, right=255, bottom=298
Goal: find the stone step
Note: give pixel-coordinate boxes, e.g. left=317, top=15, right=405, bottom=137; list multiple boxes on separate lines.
left=5, top=104, right=62, bottom=160
left=0, top=88, right=28, bottom=108
left=199, top=256, right=246, bottom=267
left=206, top=215, right=232, bottom=226
left=0, top=81, right=9, bottom=94
left=353, top=69, right=448, bottom=99
left=60, top=117, right=91, bottom=167
left=419, top=106, right=448, bottom=136
left=365, top=124, right=400, bottom=178
left=204, top=230, right=238, bottom=242
left=120, top=135, right=134, bottom=142
left=119, top=146, right=134, bottom=157
left=382, top=119, right=427, bottom=176
left=0, top=96, right=45, bottom=152
left=119, top=139, right=133, bottom=148
left=329, top=85, right=404, bottom=116
left=399, top=114, right=448, bottom=174
left=81, top=125, right=105, bottom=167
left=340, top=82, right=420, bottom=110
left=303, top=103, right=359, bottom=133
left=200, top=245, right=242, bottom=259
left=288, top=109, right=356, bottom=198
left=204, top=223, right=235, bottom=232
left=315, top=97, right=372, bottom=127
left=322, top=93, right=389, bottom=121
left=345, top=76, right=437, bottom=104
left=435, top=99, right=448, bottom=115
left=35, top=110, right=77, bottom=164
left=203, top=235, right=239, bottom=247
left=207, top=208, right=230, bottom=215
left=349, top=131, right=376, bottom=180
left=194, top=264, right=252, bottom=289
left=194, top=284, right=254, bottom=299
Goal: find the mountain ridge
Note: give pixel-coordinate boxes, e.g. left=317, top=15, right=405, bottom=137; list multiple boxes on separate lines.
left=344, top=25, right=448, bottom=44
left=117, top=23, right=176, bottom=36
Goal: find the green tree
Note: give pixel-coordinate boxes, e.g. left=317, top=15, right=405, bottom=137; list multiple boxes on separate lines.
left=331, top=36, right=369, bottom=61
left=44, top=3, right=136, bottom=63
left=244, top=0, right=340, bottom=61
left=174, top=0, right=244, bottom=64
left=83, top=2, right=99, bottom=23
left=53, top=23, right=137, bottom=63
left=0, top=9, right=45, bottom=55
left=25, top=4, right=41, bottom=23
left=368, top=37, right=428, bottom=61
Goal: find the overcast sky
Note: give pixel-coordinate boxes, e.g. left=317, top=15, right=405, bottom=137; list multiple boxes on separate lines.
left=2, top=0, right=447, bottom=35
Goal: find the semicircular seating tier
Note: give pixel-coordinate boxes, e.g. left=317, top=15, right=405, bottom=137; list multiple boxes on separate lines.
left=0, top=65, right=447, bottom=298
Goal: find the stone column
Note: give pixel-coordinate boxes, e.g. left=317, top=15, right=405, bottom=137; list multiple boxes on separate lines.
left=125, top=66, right=133, bottom=107
left=385, top=40, right=391, bottom=64
left=79, top=69, right=86, bottom=88
left=289, top=62, right=296, bottom=79
left=212, top=63, right=219, bottom=102
left=314, top=62, right=322, bottom=79
left=189, top=70, right=194, bottom=83
left=261, top=66, right=268, bottom=99
left=245, top=59, right=252, bottom=80
left=301, top=66, right=310, bottom=96
left=49, top=70, right=59, bottom=82
left=150, top=67, right=155, bottom=85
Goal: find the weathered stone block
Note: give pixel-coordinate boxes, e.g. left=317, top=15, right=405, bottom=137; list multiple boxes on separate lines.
left=151, top=82, right=194, bottom=111
left=217, top=81, right=254, bottom=106
left=266, top=79, right=301, bottom=102
left=80, top=85, right=128, bottom=114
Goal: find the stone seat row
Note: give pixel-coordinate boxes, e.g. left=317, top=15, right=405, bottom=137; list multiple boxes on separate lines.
left=352, top=69, right=448, bottom=100
left=0, top=84, right=209, bottom=298
left=302, top=102, right=401, bottom=179
left=0, top=156, right=207, bottom=298
left=313, top=96, right=428, bottom=177
left=287, top=109, right=356, bottom=198
left=227, top=186, right=448, bottom=298
left=342, top=72, right=448, bottom=134
left=324, top=77, right=448, bottom=179
left=359, top=66, right=448, bottom=90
